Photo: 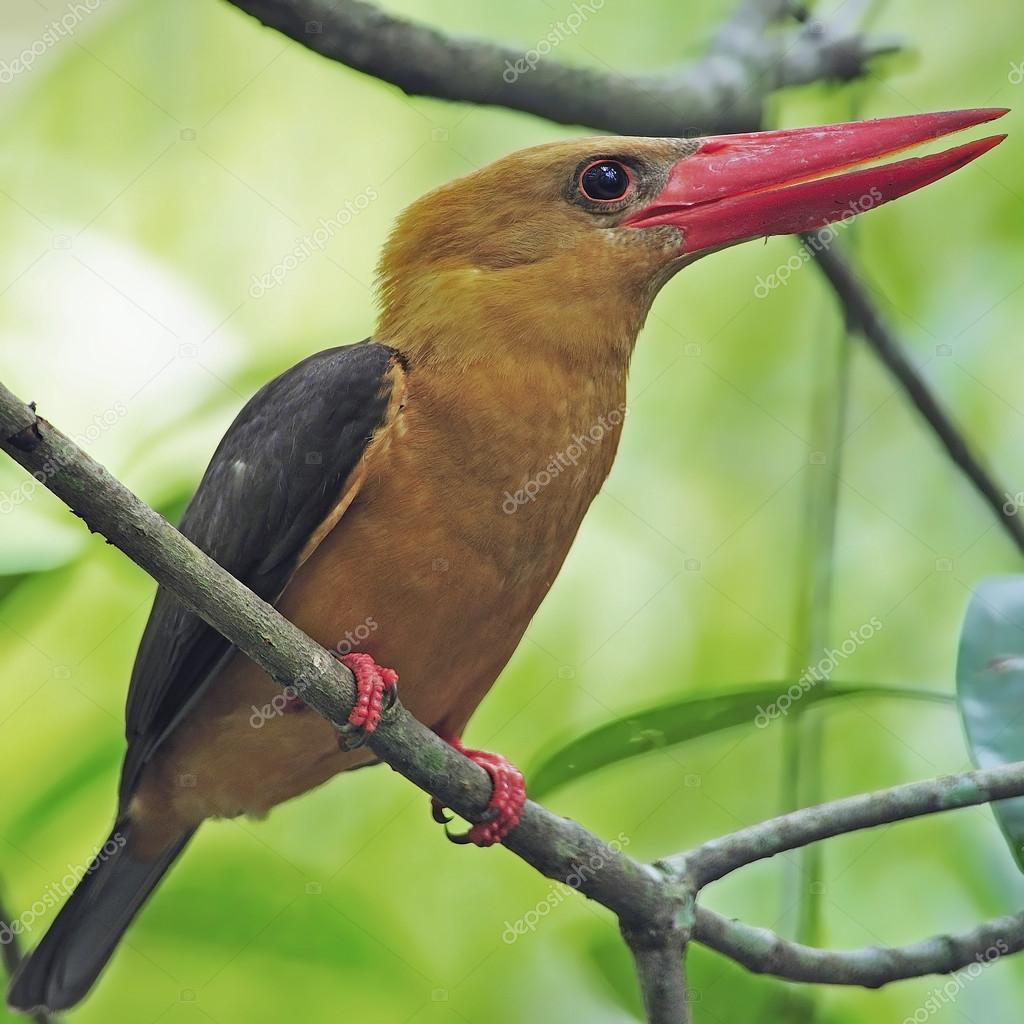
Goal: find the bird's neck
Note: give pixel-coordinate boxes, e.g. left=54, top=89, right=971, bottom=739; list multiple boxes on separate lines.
left=374, top=263, right=652, bottom=373
left=376, top=280, right=635, bottom=573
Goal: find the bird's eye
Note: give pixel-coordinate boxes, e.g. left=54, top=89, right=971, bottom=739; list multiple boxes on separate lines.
left=579, top=160, right=633, bottom=202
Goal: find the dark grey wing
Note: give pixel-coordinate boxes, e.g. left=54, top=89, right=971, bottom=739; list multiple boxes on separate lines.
left=118, top=341, right=402, bottom=805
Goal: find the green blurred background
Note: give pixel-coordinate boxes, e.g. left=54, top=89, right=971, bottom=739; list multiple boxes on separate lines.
left=2, top=1, right=1023, bottom=1021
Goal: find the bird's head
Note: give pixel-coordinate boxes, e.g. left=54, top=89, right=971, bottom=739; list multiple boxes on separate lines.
left=376, top=109, right=1006, bottom=370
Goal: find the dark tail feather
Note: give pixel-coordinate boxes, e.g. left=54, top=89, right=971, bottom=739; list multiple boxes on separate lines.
left=7, top=823, right=194, bottom=1014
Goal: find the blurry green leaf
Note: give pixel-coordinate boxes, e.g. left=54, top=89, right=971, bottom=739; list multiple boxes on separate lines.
left=5, top=740, right=120, bottom=843
left=529, top=682, right=951, bottom=798
left=956, top=575, right=1024, bottom=872
left=0, top=573, right=31, bottom=605
left=689, top=944, right=814, bottom=1023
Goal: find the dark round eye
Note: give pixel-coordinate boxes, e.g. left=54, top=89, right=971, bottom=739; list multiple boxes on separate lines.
left=579, top=160, right=632, bottom=202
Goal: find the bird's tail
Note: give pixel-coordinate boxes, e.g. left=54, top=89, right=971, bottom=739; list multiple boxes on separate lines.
left=6, top=821, right=194, bottom=1014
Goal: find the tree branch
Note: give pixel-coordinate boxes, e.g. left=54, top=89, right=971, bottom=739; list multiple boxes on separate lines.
left=219, top=0, right=1024, bottom=559
left=224, top=0, right=900, bottom=137
left=5, top=378, right=1024, bottom=1015
left=676, top=760, right=1024, bottom=887
left=807, top=240, right=1024, bottom=553
left=0, top=382, right=673, bottom=935
left=0, top=381, right=688, bottom=1022
left=623, top=919, right=693, bottom=1023
left=693, top=905, right=1024, bottom=987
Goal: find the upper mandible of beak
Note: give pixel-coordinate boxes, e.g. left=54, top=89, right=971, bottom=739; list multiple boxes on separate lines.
left=623, top=108, right=1008, bottom=255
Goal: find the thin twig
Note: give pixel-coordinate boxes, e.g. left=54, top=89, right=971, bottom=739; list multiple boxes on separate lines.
left=807, top=241, right=1024, bottom=554
left=694, top=905, right=1024, bottom=987
left=674, top=760, right=1024, bottom=887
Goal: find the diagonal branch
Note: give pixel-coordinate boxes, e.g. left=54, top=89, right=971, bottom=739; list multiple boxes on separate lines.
left=225, top=0, right=900, bottom=137
left=808, top=241, right=1024, bottom=553
left=4, top=377, right=1024, bottom=1016
left=0, top=383, right=673, bottom=934
left=0, top=381, right=686, bottom=1023
left=220, top=0, right=1024, bottom=557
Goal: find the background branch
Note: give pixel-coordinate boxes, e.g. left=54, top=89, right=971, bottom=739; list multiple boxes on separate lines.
left=225, top=0, right=900, bottom=136
left=808, top=241, right=1024, bottom=552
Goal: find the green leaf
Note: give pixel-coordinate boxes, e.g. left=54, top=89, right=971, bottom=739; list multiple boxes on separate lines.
left=529, top=682, right=951, bottom=799
left=956, top=575, right=1024, bottom=872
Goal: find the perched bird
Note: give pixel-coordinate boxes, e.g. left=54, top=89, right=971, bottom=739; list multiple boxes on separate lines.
left=8, top=107, right=1006, bottom=1013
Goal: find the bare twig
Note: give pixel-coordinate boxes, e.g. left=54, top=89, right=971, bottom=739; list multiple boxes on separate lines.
left=0, top=383, right=671, bottom=934
left=693, top=905, right=1024, bottom=986
left=673, top=760, right=1024, bottom=886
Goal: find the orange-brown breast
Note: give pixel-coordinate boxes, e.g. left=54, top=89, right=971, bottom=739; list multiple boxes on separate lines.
left=129, top=351, right=627, bottom=850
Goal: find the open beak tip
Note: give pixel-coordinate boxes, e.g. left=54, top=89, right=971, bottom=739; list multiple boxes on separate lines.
left=946, top=107, right=1009, bottom=127
left=624, top=110, right=1010, bottom=252
left=956, top=133, right=1008, bottom=164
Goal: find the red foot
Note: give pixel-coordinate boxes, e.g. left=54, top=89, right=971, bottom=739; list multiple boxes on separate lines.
left=337, top=653, right=398, bottom=735
left=431, top=735, right=526, bottom=847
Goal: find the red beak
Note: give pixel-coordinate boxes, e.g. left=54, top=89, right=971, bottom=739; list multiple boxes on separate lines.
left=623, top=109, right=1008, bottom=255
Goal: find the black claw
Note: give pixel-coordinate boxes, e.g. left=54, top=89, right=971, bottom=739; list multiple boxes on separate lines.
left=444, top=826, right=474, bottom=845
left=337, top=725, right=368, bottom=751
left=431, top=798, right=453, bottom=825
left=383, top=684, right=398, bottom=712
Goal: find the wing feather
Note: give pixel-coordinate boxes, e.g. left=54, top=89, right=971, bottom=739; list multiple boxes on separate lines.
left=118, top=340, right=402, bottom=804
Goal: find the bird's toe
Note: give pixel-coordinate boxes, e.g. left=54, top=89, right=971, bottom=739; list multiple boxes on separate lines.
left=432, top=736, right=526, bottom=847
